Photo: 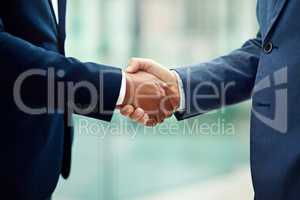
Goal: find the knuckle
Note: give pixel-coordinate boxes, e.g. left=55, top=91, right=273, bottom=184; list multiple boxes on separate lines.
left=129, top=58, right=137, bottom=65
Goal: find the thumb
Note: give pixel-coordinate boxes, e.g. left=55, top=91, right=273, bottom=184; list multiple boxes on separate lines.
left=126, top=58, right=154, bottom=73
left=126, top=58, right=142, bottom=73
left=126, top=64, right=139, bottom=73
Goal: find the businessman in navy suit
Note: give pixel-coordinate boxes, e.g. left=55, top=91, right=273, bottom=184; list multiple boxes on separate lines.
left=123, top=0, right=300, bottom=199
left=1, top=0, right=176, bottom=199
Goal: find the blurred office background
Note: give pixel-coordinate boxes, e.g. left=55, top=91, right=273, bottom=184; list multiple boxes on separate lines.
left=54, top=0, right=258, bottom=199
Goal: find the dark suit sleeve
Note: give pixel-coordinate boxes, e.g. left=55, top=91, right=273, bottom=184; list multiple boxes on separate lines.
left=174, top=32, right=262, bottom=120
left=0, top=17, right=122, bottom=122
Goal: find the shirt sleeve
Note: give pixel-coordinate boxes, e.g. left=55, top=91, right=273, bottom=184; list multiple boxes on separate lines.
left=172, top=70, right=186, bottom=112
left=116, top=71, right=127, bottom=106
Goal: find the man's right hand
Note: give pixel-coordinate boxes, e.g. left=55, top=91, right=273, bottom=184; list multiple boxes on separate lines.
left=119, top=58, right=181, bottom=126
left=127, top=58, right=181, bottom=111
left=120, top=70, right=175, bottom=126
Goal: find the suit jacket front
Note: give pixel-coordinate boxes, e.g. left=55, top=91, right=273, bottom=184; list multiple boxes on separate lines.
left=0, top=0, right=122, bottom=199
left=175, top=0, right=300, bottom=199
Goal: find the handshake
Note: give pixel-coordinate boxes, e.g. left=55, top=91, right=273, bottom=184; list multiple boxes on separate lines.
left=117, top=58, right=181, bottom=126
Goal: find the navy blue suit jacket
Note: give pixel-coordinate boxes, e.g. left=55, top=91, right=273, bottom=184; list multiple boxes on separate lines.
left=175, top=0, right=300, bottom=199
left=1, top=0, right=122, bottom=199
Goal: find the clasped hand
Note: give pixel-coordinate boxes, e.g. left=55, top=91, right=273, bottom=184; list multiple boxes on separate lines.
left=118, top=58, right=180, bottom=126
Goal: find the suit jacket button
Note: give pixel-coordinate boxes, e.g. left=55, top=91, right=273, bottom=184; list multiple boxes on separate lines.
left=263, top=41, right=273, bottom=54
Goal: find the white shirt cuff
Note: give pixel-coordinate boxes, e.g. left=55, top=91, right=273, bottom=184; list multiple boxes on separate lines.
left=172, top=71, right=186, bottom=112
left=51, top=0, right=59, bottom=22
left=116, top=71, right=126, bottom=106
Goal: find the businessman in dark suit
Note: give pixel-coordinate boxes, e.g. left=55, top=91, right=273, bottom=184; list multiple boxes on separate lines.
left=0, top=0, right=176, bottom=199
left=123, top=0, right=300, bottom=199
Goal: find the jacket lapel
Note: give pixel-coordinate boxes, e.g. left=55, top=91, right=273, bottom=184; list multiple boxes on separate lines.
left=57, top=0, right=72, bottom=179
left=48, top=0, right=59, bottom=35
left=58, top=0, right=67, bottom=54
left=264, top=0, right=288, bottom=42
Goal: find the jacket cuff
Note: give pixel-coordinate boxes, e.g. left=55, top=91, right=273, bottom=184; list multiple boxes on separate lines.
left=74, top=63, right=123, bottom=122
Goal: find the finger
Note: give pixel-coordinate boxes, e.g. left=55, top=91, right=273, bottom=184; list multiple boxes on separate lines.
left=156, top=82, right=168, bottom=97
left=127, top=58, right=144, bottom=73
left=161, top=104, right=174, bottom=118
left=120, top=105, right=135, bottom=117
left=163, top=110, right=173, bottom=118
left=162, top=81, right=181, bottom=112
left=138, top=114, right=149, bottom=125
left=152, top=84, right=173, bottom=118
left=130, top=108, right=145, bottom=122
left=160, top=99, right=174, bottom=118
left=155, top=112, right=166, bottom=124
left=146, top=118, right=158, bottom=127
left=160, top=83, right=177, bottom=116
left=134, top=59, right=175, bottom=87
left=127, top=58, right=153, bottom=73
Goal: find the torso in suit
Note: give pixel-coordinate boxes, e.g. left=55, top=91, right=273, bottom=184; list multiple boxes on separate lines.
left=175, top=0, right=300, bottom=199
left=0, top=0, right=122, bottom=199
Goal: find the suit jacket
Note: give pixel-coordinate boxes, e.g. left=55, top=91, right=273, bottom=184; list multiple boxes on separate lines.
left=175, top=0, right=300, bottom=199
left=0, top=0, right=122, bottom=199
